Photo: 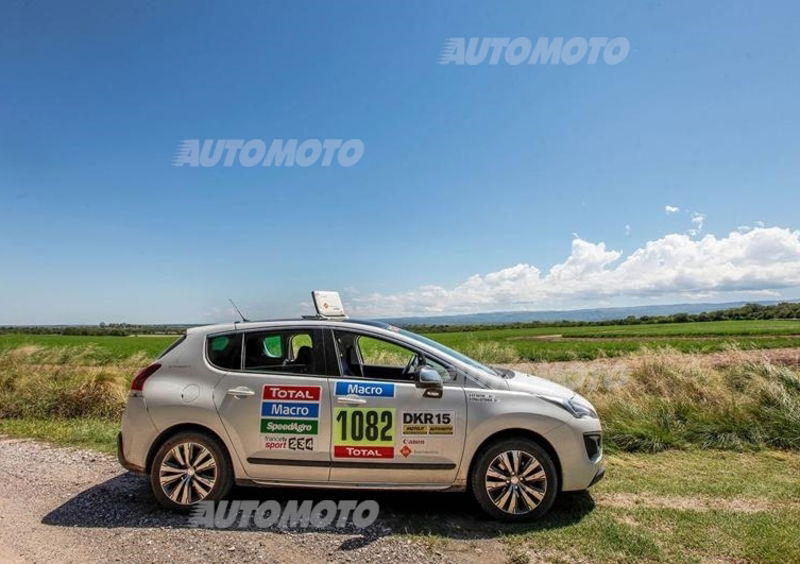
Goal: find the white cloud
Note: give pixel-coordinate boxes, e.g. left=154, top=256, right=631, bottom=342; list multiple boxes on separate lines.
left=350, top=227, right=800, bottom=317
left=687, top=211, right=707, bottom=237
left=665, top=205, right=680, bottom=214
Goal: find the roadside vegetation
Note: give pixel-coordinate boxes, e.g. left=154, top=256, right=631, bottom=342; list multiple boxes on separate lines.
left=1, top=319, right=799, bottom=562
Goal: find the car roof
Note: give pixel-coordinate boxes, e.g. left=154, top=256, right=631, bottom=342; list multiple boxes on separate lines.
left=186, top=317, right=394, bottom=336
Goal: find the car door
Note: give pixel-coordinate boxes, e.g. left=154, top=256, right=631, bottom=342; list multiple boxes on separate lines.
left=327, top=330, right=467, bottom=485
left=212, top=327, right=332, bottom=482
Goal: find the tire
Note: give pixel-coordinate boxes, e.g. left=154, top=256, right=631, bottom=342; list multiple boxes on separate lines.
left=470, top=437, right=558, bottom=521
left=149, top=431, right=233, bottom=512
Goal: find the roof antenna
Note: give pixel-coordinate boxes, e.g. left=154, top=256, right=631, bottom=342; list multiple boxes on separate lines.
left=228, top=299, right=250, bottom=323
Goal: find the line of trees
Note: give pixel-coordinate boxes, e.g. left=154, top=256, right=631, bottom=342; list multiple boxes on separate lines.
left=0, top=323, right=189, bottom=336
left=2, top=302, right=799, bottom=336
left=402, top=302, right=800, bottom=333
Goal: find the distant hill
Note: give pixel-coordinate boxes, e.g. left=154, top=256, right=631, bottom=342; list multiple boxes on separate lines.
left=381, top=300, right=798, bottom=327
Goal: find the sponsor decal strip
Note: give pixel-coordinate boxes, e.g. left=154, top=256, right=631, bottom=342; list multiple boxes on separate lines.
left=260, top=418, right=319, bottom=435
left=335, top=381, right=395, bottom=398
left=261, top=401, right=320, bottom=418
left=334, top=446, right=394, bottom=459
left=401, top=410, right=455, bottom=436
left=333, top=407, right=395, bottom=458
left=260, top=385, right=322, bottom=442
left=263, top=385, right=321, bottom=402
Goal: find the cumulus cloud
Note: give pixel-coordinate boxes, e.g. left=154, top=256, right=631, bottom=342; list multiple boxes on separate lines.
left=350, top=227, right=800, bottom=317
left=665, top=205, right=680, bottom=214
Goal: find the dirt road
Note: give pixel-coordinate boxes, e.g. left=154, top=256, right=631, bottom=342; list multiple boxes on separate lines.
left=0, top=437, right=515, bottom=563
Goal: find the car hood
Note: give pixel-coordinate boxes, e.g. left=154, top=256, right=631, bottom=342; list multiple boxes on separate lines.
left=504, top=371, right=577, bottom=399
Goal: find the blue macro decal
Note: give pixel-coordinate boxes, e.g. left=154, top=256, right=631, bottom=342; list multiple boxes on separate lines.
left=335, top=380, right=395, bottom=398
left=261, top=401, right=320, bottom=418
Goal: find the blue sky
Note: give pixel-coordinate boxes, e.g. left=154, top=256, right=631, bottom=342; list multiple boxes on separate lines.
left=1, top=1, right=799, bottom=324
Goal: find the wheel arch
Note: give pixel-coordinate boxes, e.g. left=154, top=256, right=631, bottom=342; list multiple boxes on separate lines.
left=466, top=428, right=563, bottom=492
left=145, top=422, right=232, bottom=474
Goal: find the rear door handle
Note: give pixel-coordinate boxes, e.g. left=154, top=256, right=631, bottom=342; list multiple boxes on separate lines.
left=336, top=395, right=366, bottom=405
left=226, top=386, right=255, bottom=398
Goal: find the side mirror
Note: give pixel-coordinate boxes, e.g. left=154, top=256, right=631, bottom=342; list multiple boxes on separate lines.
left=416, top=367, right=443, bottom=398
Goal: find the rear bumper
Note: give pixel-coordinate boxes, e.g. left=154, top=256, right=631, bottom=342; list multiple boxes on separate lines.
left=117, top=432, right=145, bottom=474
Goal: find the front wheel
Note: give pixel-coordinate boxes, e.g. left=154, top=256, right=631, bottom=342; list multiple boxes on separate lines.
left=149, top=431, right=233, bottom=512
left=470, top=438, right=558, bottom=521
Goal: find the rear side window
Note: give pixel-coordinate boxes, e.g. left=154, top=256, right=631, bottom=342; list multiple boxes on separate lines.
left=207, top=333, right=243, bottom=370
left=158, top=335, right=187, bottom=359
left=244, top=329, right=322, bottom=374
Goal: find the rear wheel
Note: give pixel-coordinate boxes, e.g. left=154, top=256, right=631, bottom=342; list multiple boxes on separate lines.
left=470, top=438, right=558, bottom=521
left=149, top=431, right=233, bottom=512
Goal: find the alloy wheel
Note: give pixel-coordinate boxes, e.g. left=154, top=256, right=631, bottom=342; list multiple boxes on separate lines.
left=484, top=449, right=547, bottom=515
left=158, top=442, right=217, bottom=505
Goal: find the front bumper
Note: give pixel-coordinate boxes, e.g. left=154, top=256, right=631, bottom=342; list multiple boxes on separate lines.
left=544, top=420, right=605, bottom=491
left=117, top=432, right=145, bottom=473
left=588, top=466, right=606, bottom=487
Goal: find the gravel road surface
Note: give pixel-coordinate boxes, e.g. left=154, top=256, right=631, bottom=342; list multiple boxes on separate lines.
left=0, top=437, right=517, bottom=563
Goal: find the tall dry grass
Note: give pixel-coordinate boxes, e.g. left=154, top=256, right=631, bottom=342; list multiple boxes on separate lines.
left=1, top=344, right=798, bottom=454
left=562, top=348, right=800, bottom=452
left=0, top=345, right=146, bottom=419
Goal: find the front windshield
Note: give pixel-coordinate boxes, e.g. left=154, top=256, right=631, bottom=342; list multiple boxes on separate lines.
left=397, top=328, right=498, bottom=376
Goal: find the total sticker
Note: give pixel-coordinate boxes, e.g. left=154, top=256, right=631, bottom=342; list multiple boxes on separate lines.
left=333, top=407, right=394, bottom=458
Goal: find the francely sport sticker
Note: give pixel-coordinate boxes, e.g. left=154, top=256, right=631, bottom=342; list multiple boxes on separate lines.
left=261, top=384, right=321, bottom=437
left=333, top=407, right=395, bottom=458
left=264, top=436, right=315, bottom=451
left=335, top=380, right=395, bottom=398
left=402, top=410, right=455, bottom=436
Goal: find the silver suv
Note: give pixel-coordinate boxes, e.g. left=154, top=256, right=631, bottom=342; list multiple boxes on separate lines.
left=118, top=318, right=604, bottom=520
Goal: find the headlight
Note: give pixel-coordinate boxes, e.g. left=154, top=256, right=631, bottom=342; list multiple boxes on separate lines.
left=538, top=394, right=598, bottom=419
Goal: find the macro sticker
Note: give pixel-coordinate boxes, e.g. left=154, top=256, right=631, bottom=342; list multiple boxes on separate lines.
left=261, top=402, right=319, bottom=418
left=335, top=380, right=395, bottom=398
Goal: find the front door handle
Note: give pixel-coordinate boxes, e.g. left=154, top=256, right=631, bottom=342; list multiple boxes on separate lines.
left=336, top=395, right=366, bottom=405
left=226, top=386, right=255, bottom=398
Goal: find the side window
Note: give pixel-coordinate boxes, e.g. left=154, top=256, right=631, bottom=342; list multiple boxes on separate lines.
left=244, top=330, right=321, bottom=374
left=334, top=331, right=453, bottom=382
left=207, top=333, right=243, bottom=370
left=357, top=336, right=415, bottom=368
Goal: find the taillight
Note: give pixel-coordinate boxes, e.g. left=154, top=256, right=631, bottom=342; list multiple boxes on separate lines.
left=131, top=363, right=161, bottom=392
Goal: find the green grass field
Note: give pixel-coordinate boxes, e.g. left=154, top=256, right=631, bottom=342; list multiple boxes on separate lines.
left=0, top=416, right=797, bottom=562
left=1, top=319, right=799, bottom=562
left=2, top=319, right=799, bottom=363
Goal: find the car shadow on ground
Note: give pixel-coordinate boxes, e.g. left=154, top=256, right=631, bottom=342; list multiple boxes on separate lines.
left=42, top=472, right=595, bottom=545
